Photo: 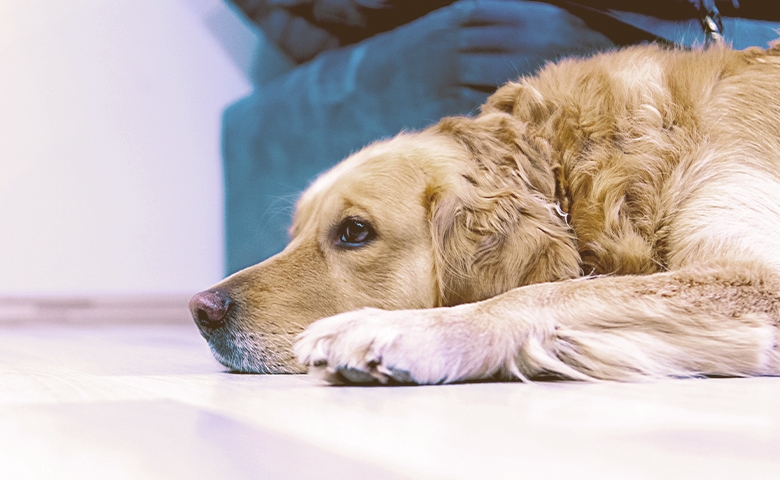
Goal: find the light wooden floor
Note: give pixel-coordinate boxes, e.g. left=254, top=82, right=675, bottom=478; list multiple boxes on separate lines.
left=1, top=316, right=779, bottom=479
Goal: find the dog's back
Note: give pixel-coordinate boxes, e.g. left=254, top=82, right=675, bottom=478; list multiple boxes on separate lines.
left=480, top=43, right=780, bottom=276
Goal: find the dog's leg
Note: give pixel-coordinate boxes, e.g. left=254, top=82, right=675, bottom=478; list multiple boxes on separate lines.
left=295, top=263, right=780, bottom=384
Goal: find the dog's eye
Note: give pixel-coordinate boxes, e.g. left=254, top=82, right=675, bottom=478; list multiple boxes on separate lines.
left=336, top=218, right=375, bottom=248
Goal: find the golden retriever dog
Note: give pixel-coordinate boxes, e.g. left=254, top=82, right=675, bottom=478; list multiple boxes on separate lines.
left=190, top=42, right=780, bottom=384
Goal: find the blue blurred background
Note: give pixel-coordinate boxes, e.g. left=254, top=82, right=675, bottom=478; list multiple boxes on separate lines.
left=221, top=0, right=780, bottom=274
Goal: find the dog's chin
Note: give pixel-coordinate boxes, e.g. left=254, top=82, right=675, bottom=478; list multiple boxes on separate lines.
left=206, top=328, right=305, bottom=374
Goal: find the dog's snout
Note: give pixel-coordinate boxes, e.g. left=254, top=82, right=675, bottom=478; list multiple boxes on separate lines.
left=189, top=289, right=232, bottom=331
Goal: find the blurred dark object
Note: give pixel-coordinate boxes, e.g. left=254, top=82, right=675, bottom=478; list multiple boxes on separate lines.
left=231, top=0, right=454, bottom=62
left=231, top=0, right=780, bottom=62
left=560, top=1, right=778, bottom=21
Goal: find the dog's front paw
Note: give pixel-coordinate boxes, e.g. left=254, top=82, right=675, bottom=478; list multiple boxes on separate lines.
left=294, top=307, right=454, bottom=385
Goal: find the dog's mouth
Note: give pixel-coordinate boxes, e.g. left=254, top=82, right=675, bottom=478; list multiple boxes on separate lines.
left=203, top=324, right=304, bottom=374
left=189, top=290, right=305, bottom=374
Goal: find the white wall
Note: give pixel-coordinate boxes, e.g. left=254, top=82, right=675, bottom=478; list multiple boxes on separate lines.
left=0, top=0, right=254, bottom=295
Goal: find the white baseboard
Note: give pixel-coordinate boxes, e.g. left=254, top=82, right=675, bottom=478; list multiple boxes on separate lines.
left=0, top=295, right=194, bottom=325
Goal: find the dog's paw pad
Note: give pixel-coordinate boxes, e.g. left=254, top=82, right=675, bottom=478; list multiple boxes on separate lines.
left=332, top=365, right=417, bottom=385
left=338, top=367, right=378, bottom=384
left=385, top=366, right=415, bottom=384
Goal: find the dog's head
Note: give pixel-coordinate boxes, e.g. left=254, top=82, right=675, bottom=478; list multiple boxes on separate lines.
left=190, top=114, right=580, bottom=373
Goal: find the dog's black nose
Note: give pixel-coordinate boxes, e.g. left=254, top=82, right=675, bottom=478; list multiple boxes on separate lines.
left=189, top=289, right=231, bottom=330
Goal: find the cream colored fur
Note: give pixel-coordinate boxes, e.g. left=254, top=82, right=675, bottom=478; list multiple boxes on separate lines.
left=206, top=43, right=780, bottom=384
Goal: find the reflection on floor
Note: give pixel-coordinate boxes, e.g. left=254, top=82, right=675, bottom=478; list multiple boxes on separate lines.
left=1, top=322, right=778, bottom=480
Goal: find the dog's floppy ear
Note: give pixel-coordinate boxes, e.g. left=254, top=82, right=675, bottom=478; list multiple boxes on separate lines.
left=428, top=115, right=581, bottom=306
